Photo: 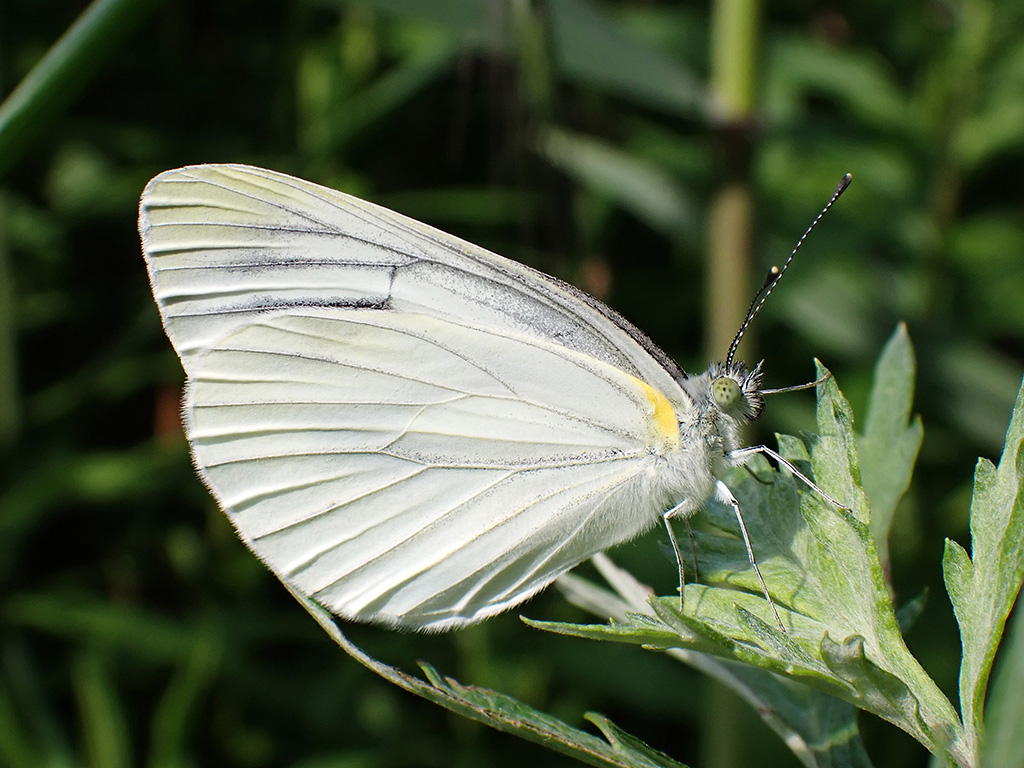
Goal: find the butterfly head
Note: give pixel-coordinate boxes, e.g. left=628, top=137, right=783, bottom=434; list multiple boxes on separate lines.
left=708, top=360, right=765, bottom=423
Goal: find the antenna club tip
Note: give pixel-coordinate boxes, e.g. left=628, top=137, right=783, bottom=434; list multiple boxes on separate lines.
left=837, top=173, right=853, bottom=194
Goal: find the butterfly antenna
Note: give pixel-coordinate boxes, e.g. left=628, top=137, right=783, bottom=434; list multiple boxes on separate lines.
left=724, top=173, right=852, bottom=370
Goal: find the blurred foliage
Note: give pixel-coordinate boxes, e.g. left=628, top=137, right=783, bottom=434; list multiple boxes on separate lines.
left=2, top=0, right=1024, bottom=766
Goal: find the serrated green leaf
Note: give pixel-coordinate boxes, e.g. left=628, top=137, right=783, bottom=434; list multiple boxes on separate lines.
left=736, top=607, right=819, bottom=668
left=943, top=374, right=1024, bottom=765
left=554, top=558, right=874, bottom=768
left=796, top=367, right=965, bottom=763
left=547, top=359, right=968, bottom=766
left=584, top=715, right=685, bottom=768
left=942, top=539, right=973, bottom=607
left=856, top=324, right=924, bottom=567
left=818, top=634, right=934, bottom=744
left=644, top=580, right=952, bottom=755
left=433, top=672, right=687, bottom=768
left=285, top=584, right=689, bottom=768
left=523, top=614, right=683, bottom=650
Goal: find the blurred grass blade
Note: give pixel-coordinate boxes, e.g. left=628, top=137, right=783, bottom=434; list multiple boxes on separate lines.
left=0, top=683, right=42, bottom=768
left=1, top=642, right=75, bottom=768
left=147, top=627, right=222, bottom=768
left=72, top=653, right=132, bottom=768
left=0, top=0, right=158, bottom=180
left=320, top=0, right=499, bottom=44
left=943, top=372, right=1024, bottom=764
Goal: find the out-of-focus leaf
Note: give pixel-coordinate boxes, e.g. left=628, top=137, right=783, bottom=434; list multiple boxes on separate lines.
left=935, top=343, right=1023, bottom=452
left=302, top=37, right=460, bottom=151
left=322, top=0, right=706, bottom=117
left=764, top=36, right=915, bottom=136
left=548, top=0, right=705, bottom=118
left=947, top=216, right=1024, bottom=338
left=4, top=596, right=197, bottom=662
left=538, top=126, right=696, bottom=239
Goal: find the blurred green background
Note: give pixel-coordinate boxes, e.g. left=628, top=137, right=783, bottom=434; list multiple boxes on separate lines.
left=3, top=1, right=1024, bottom=766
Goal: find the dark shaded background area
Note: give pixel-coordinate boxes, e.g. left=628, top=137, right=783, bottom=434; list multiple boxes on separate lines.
left=3, top=1, right=1024, bottom=766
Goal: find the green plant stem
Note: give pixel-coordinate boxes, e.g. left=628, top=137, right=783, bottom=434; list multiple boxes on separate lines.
left=705, top=0, right=760, bottom=360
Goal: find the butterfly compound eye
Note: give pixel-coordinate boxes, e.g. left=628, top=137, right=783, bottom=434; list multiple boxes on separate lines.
left=711, top=377, right=742, bottom=412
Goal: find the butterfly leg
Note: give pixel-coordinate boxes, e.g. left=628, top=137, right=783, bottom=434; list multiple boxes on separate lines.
left=714, top=480, right=785, bottom=632
left=662, top=502, right=692, bottom=614
left=730, top=445, right=850, bottom=512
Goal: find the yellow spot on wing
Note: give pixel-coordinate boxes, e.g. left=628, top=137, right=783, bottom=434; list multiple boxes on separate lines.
left=635, top=379, right=679, bottom=448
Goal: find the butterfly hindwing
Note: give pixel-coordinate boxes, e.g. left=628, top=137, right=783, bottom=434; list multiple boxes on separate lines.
left=186, top=310, right=682, bottom=629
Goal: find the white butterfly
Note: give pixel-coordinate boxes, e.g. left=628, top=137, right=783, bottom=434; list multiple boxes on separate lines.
left=139, top=164, right=849, bottom=631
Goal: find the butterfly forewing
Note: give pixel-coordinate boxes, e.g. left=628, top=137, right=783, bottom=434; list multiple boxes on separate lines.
left=140, top=164, right=686, bottom=397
